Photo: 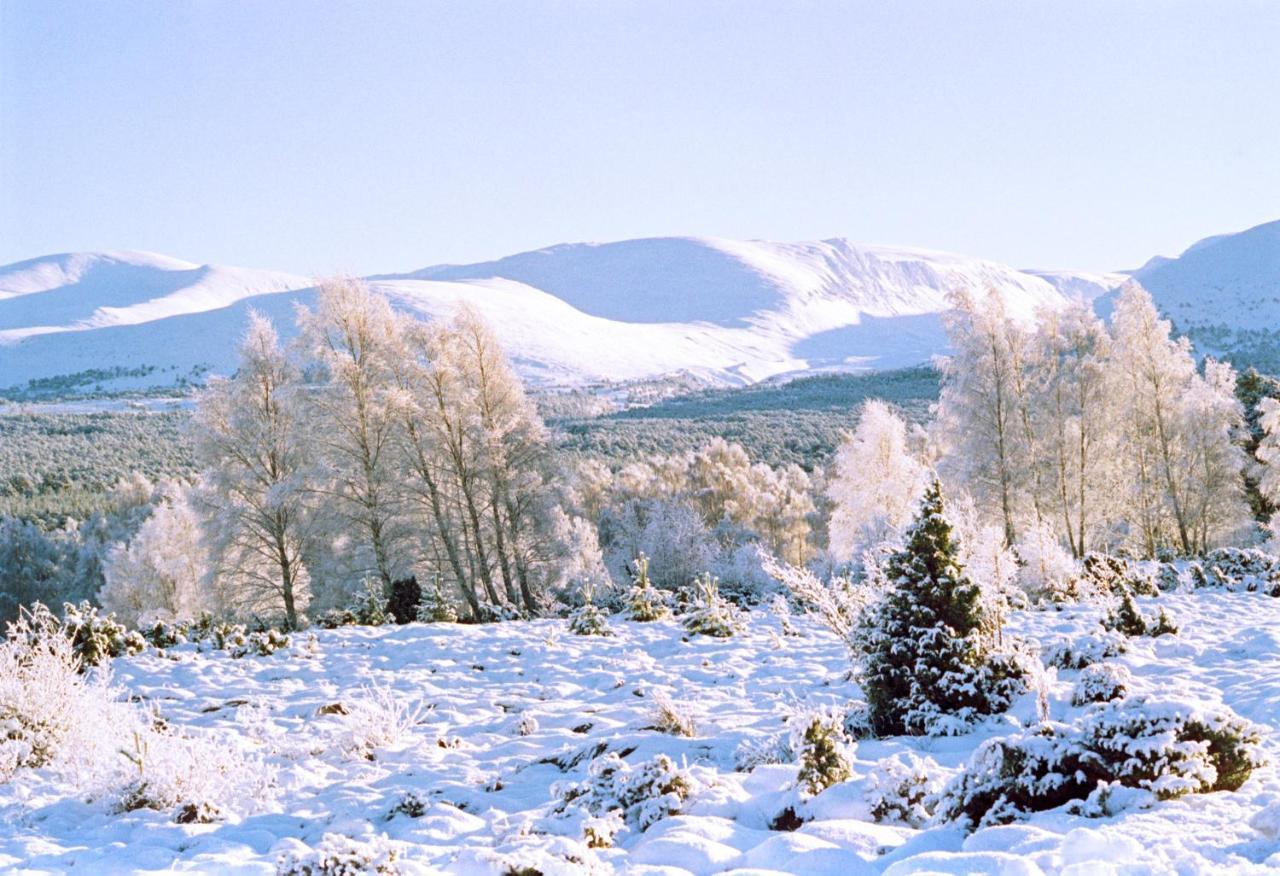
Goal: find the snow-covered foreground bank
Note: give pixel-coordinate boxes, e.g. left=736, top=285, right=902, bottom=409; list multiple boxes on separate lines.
left=5, top=591, right=1280, bottom=874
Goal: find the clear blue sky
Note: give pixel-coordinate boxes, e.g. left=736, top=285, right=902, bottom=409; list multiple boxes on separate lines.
left=2, top=1, right=1277, bottom=276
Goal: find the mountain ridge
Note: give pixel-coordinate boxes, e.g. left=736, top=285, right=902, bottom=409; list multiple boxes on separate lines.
left=1, top=223, right=1273, bottom=395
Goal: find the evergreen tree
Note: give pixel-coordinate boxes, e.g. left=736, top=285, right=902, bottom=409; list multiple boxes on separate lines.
left=1239, top=367, right=1280, bottom=521
left=859, top=480, right=1026, bottom=737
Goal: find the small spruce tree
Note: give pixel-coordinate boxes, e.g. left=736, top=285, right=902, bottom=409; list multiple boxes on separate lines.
left=626, top=554, right=671, bottom=622
left=417, top=575, right=458, bottom=623
left=858, top=479, right=1027, bottom=736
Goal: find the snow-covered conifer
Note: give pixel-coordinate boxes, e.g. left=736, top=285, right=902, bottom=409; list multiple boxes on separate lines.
left=858, top=480, right=1028, bottom=736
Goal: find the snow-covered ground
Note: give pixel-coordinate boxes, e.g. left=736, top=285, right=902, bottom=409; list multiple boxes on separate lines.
left=4, top=590, right=1280, bottom=874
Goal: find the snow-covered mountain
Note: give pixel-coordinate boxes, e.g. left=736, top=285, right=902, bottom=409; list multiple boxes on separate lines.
left=1126, top=220, right=1280, bottom=366
left=7, top=225, right=1272, bottom=396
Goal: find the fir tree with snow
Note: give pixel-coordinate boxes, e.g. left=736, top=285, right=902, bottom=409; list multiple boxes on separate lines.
left=680, top=573, right=743, bottom=638
left=625, top=554, right=671, bottom=622
left=857, top=479, right=1028, bottom=736
left=416, top=575, right=458, bottom=623
left=567, top=583, right=613, bottom=636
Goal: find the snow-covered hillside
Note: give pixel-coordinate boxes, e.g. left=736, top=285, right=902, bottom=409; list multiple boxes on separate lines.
left=4, top=591, right=1280, bottom=873
left=8, top=223, right=1276, bottom=395
left=1128, top=220, right=1280, bottom=364
left=0, top=239, right=1097, bottom=394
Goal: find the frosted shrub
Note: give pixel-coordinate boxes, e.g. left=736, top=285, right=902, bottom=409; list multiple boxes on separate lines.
left=864, top=752, right=943, bottom=827
left=340, top=686, right=425, bottom=759
left=1190, top=548, right=1280, bottom=594
left=0, top=605, right=125, bottom=776
left=1043, top=629, right=1128, bottom=670
left=417, top=575, right=458, bottom=623
left=858, top=482, right=1029, bottom=737
left=350, top=578, right=391, bottom=626
left=277, top=833, right=401, bottom=876
left=318, top=578, right=391, bottom=629
left=762, top=552, right=876, bottom=655
left=733, top=732, right=792, bottom=772
left=680, top=573, right=743, bottom=638
left=1103, top=591, right=1178, bottom=638
left=116, top=726, right=275, bottom=821
left=233, top=629, right=290, bottom=658
left=792, top=709, right=853, bottom=796
left=1079, top=553, right=1159, bottom=597
left=625, top=554, right=671, bottom=622
left=1072, top=663, right=1131, bottom=706
left=646, top=689, right=696, bottom=738
left=554, top=752, right=698, bottom=842
left=141, top=619, right=188, bottom=649
left=567, top=583, right=613, bottom=637
left=1014, top=524, right=1080, bottom=605
left=936, top=696, right=1265, bottom=829
left=60, top=601, right=145, bottom=668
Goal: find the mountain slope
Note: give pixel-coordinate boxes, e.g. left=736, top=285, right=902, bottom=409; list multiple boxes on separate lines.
left=2, top=223, right=1271, bottom=396
left=1130, top=220, right=1280, bottom=370
left=0, top=238, right=1078, bottom=394
left=0, top=252, right=311, bottom=343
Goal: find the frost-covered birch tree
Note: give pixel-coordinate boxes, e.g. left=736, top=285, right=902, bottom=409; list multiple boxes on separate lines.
left=191, top=312, right=313, bottom=628
left=826, top=400, right=928, bottom=563
left=1030, top=302, right=1117, bottom=557
left=1109, top=283, right=1249, bottom=554
left=296, top=278, right=411, bottom=596
left=936, top=289, right=1038, bottom=546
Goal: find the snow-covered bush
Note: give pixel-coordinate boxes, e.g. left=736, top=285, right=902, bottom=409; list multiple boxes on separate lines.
left=625, top=554, right=671, bottom=621
left=646, top=689, right=696, bottom=738
left=1014, top=523, right=1080, bottom=604
left=233, top=629, right=290, bottom=658
left=416, top=575, right=458, bottom=623
left=858, top=481, right=1030, bottom=736
left=762, top=552, right=877, bottom=655
left=1187, top=548, right=1280, bottom=594
left=0, top=604, right=125, bottom=776
left=554, top=752, right=698, bottom=843
left=1072, top=663, right=1131, bottom=706
left=863, top=752, right=943, bottom=827
left=1102, top=591, right=1178, bottom=638
left=59, top=601, right=145, bottom=667
left=317, top=578, right=391, bottom=629
left=680, top=573, right=743, bottom=638
left=733, top=732, right=792, bottom=772
left=339, top=686, right=426, bottom=760
left=1043, top=629, right=1128, bottom=670
left=276, top=833, right=401, bottom=876
left=115, top=726, right=275, bottom=821
left=141, top=619, right=188, bottom=649
left=936, top=696, right=1266, bottom=829
left=567, top=583, right=613, bottom=637
left=792, top=709, right=853, bottom=796
left=1079, top=553, right=1159, bottom=597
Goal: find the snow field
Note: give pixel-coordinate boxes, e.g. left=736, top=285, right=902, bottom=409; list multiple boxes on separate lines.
left=3, top=590, right=1280, bottom=873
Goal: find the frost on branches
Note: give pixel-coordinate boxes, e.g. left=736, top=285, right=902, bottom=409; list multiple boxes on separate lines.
left=857, top=480, right=1029, bottom=737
